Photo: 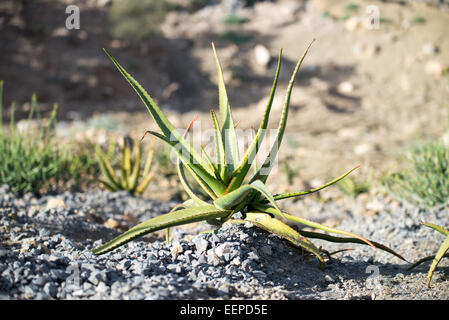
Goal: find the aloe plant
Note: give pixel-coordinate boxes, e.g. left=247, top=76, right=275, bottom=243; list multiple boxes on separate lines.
left=92, top=41, right=405, bottom=269
left=407, top=222, right=449, bottom=288
left=96, top=135, right=155, bottom=196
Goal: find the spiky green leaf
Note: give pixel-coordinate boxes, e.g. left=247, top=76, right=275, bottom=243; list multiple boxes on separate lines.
left=251, top=40, right=315, bottom=184
left=211, top=43, right=239, bottom=173
left=423, top=222, right=449, bottom=236
left=210, top=110, right=227, bottom=182
left=103, top=49, right=222, bottom=192
left=298, top=230, right=407, bottom=262
left=140, top=129, right=225, bottom=197
left=234, top=212, right=325, bottom=269
left=214, top=180, right=281, bottom=213
left=226, top=50, right=282, bottom=192
left=271, top=165, right=360, bottom=201
left=254, top=203, right=377, bottom=250
left=96, top=149, right=121, bottom=189
left=92, top=205, right=232, bottom=255
left=177, top=159, right=210, bottom=206
left=128, top=139, right=141, bottom=192
left=426, top=234, right=449, bottom=287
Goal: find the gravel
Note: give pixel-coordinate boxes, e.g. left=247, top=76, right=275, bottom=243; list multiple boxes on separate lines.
left=0, top=185, right=447, bottom=300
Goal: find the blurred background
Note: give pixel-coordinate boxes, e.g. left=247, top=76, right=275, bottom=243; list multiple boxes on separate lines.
left=0, top=0, right=448, bottom=201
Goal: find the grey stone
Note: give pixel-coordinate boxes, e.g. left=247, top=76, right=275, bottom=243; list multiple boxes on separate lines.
left=192, top=236, right=209, bottom=253
left=120, top=260, right=131, bottom=270
left=260, top=246, right=272, bottom=256
left=206, top=249, right=220, bottom=266
left=43, top=282, right=58, bottom=298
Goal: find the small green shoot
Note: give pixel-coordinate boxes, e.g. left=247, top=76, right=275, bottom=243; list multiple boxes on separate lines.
left=407, top=222, right=449, bottom=288
left=219, top=31, right=253, bottom=45
left=96, top=135, right=155, bottom=196
left=222, top=14, right=249, bottom=25
left=338, top=169, right=372, bottom=197
left=281, top=160, right=300, bottom=185
left=344, top=3, right=359, bottom=12
left=411, top=16, right=426, bottom=25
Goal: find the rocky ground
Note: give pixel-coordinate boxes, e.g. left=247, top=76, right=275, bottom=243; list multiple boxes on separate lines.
left=0, top=186, right=447, bottom=300
left=0, top=0, right=448, bottom=301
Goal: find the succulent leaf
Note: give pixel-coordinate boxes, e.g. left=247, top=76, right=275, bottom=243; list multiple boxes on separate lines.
left=211, top=43, right=239, bottom=174
left=422, top=222, right=449, bottom=236
left=214, top=180, right=281, bottom=214
left=96, top=148, right=121, bottom=189
left=251, top=40, right=315, bottom=184
left=298, top=230, right=407, bottom=262
left=140, top=129, right=226, bottom=197
left=121, top=137, right=131, bottom=189
left=177, top=158, right=210, bottom=206
left=226, top=50, right=282, bottom=192
left=255, top=204, right=377, bottom=249
left=407, top=223, right=449, bottom=288
left=426, top=234, right=449, bottom=288
left=103, top=49, right=221, bottom=189
left=210, top=110, right=227, bottom=182
left=128, top=138, right=141, bottom=192
left=271, top=165, right=360, bottom=201
left=134, top=170, right=155, bottom=195
left=142, top=136, right=155, bottom=178
left=92, top=205, right=231, bottom=255
left=234, top=212, right=325, bottom=269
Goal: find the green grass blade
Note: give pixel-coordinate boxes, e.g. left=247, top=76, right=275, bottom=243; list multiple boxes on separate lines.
left=211, top=43, right=238, bottom=173
left=9, top=102, right=15, bottom=133
left=226, top=50, right=282, bottom=192
left=0, top=80, right=3, bottom=132
left=423, top=222, right=449, bottom=236
left=407, top=253, right=449, bottom=271
left=426, top=234, right=449, bottom=287
left=92, top=205, right=232, bottom=255
left=234, top=212, right=325, bottom=269
left=298, top=230, right=408, bottom=262
left=28, top=93, right=37, bottom=122
left=271, top=165, right=360, bottom=201
left=251, top=40, right=315, bottom=184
